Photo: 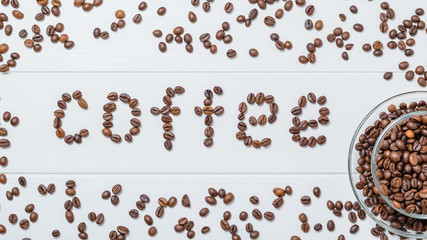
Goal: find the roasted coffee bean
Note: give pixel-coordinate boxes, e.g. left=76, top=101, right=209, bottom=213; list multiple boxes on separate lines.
left=301, top=196, right=311, bottom=205
left=305, top=19, right=313, bottom=30
left=19, top=219, right=29, bottom=229
left=327, top=220, right=335, bottom=231
left=348, top=212, right=357, bottom=223
left=350, top=224, right=359, bottom=234
left=298, top=222, right=309, bottom=233
left=111, top=195, right=119, bottom=205
left=227, top=49, right=236, bottom=58
left=148, top=226, right=157, bottom=236
left=182, top=194, right=191, bottom=207
left=252, top=209, right=262, bottom=219
left=95, top=213, right=104, bottom=224
left=65, top=210, right=74, bottom=223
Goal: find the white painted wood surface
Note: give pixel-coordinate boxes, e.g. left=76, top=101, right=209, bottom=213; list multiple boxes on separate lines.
left=1, top=0, right=427, bottom=239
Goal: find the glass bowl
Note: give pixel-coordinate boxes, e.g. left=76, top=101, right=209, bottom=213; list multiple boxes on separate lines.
left=348, top=91, right=427, bottom=238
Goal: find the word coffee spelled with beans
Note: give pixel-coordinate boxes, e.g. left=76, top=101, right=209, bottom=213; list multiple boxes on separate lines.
left=50, top=88, right=330, bottom=150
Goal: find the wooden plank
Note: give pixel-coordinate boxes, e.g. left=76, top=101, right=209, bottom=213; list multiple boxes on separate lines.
left=0, top=174, right=378, bottom=239
left=0, top=0, right=425, bottom=72
left=0, top=72, right=421, bottom=174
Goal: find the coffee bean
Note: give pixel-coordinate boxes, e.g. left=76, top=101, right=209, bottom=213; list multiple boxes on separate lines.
left=224, top=192, right=234, bottom=204
left=264, top=211, right=275, bottom=221
left=227, top=49, right=236, bottom=58
left=264, top=16, right=275, bottom=26
left=327, top=220, right=335, bottom=231
left=224, top=2, right=233, bottom=13
left=65, top=210, right=74, bottom=223
left=305, top=19, right=313, bottom=30
left=252, top=209, right=262, bottom=219
left=348, top=211, right=357, bottom=223
left=313, top=187, right=321, bottom=197
left=188, top=11, right=197, bottom=23
left=300, top=196, right=311, bottom=205
left=291, top=106, right=302, bottom=115
left=350, top=224, right=359, bottom=234
left=182, top=194, right=190, bottom=207
left=383, top=72, right=393, bottom=80
left=111, top=195, right=119, bottom=205
left=202, top=2, right=210, bottom=12
left=249, top=48, right=258, bottom=57
left=199, top=208, right=209, bottom=217
left=148, top=226, right=157, bottom=236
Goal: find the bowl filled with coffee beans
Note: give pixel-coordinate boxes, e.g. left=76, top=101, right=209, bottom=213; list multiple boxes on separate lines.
left=349, top=91, right=427, bottom=238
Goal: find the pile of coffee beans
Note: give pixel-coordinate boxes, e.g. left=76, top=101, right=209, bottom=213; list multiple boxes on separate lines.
left=375, top=114, right=427, bottom=214
left=0, top=43, right=20, bottom=73
left=150, top=86, right=185, bottom=150
left=54, top=90, right=89, bottom=144
left=194, top=86, right=224, bottom=147
left=355, top=100, right=427, bottom=234
left=289, top=93, right=328, bottom=147
left=236, top=92, right=277, bottom=148
left=102, top=92, right=141, bottom=143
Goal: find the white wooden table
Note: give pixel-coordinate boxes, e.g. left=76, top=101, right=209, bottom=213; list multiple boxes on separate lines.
left=1, top=0, right=426, bottom=239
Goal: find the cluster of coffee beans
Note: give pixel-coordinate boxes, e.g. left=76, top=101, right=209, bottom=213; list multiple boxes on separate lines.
left=63, top=180, right=81, bottom=225
left=374, top=5, right=426, bottom=86
left=73, top=0, right=103, bottom=12
left=156, top=26, right=193, bottom=53
left=7, top=203, right=38, bottom=232
left=289, top=93, right=328, bottom=147
left=44, top=23, right=75, bottom=49
left=190, top=0, right=214, bottom=13
left=35, top=0, right=61, bottom=19
left=0, top=111, right=19, bottom=148
left=54, top=90, right=89, bottom=144
left=236, top=92, right=277, bottom=148
left=269, top=33, right=292, bottom=51
left=37, top=183, right=55, bottom=195
left=299, top=38, right=323, bottom=64
left=291, top=188, right=366, bottom=240
left=174, top=217, right=196, bottom=238
left=0, top=43, right=20, bottom=73
left=391, top=62, right=427, bottom=87
left=302, top=5, right=323, bottom=31
left=101, top=184, right=122, bottom=206
left=93, top=10, right=126, bottom=40
left=102, top=92, right=141, bottom=143
left=194, top=86, right=224, bottom=147
left=355, top=100, right=427, bottom=234
left=236, top=8, right=258, bottom=27
left=326, top=27, right=352, bottom=61
left=376, top=114, right=427, bottom=214
left=109, top=226, right=130, bottom=239
left=150, top=86, right=185, bottom=150
left=88, top=211, right=104, bottom=225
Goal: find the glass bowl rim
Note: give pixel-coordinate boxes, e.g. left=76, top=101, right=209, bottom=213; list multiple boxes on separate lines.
left=348, top=90, right=427, bottom=238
